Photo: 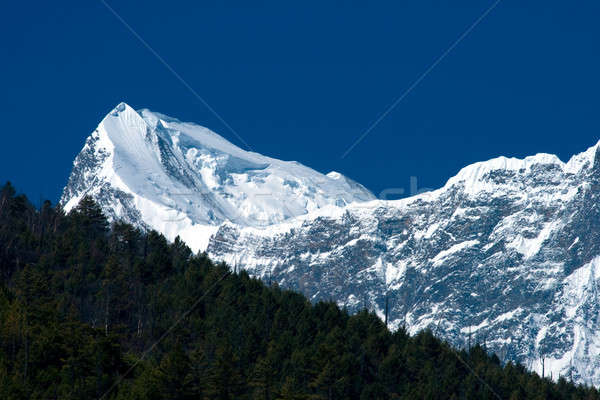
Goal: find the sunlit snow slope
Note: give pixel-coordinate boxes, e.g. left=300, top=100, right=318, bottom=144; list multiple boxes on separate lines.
left=61, top=102, right=375, bottom=250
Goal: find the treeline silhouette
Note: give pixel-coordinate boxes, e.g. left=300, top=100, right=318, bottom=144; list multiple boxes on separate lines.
left=0, top=181, right=597, bottom=399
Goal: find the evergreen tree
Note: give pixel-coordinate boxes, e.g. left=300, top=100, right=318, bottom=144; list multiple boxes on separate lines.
left=71, top=195, right=109, bottom=238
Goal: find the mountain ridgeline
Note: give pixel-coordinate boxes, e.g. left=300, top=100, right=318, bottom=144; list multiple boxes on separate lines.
left=62, top=103, right=600, bottom=385
left=1, top=182, right=598, bottom=399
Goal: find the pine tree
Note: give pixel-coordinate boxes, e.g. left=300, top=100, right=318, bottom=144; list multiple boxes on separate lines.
left=153, top=344, right=194, bottom=400
left=250, top=351, right=278, bottom=400
left=204, top=342, right=246, bottom=400
left=277, top=377, right=306, bottom=400
left=72, top=195, right=108, bottom=238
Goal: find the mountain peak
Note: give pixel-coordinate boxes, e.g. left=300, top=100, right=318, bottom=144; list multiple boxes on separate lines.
left=108, top=101, right=135, bottom=116
left=61, top=105, right=375, bottom=252
left=326, top=171, right=343, bottom=180
left=565, top=139, right=600, bottom=173
left=444, top=153, right=562, bottom=193
left=443, top=142, right=600, bottom=195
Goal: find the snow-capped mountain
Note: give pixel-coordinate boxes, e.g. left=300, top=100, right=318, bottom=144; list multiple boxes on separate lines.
left=63, top=103, right=600, bottom=385
left=208, top=145, right=600, bottom=384
left=61, top=102, right=374, bottom=249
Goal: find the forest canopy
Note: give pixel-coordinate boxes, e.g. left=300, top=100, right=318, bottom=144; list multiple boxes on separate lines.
left=0, top=181, right=597, bottom=399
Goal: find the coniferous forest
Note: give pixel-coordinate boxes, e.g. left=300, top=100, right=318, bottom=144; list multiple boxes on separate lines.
left=0, top=181, right=598, bottom=400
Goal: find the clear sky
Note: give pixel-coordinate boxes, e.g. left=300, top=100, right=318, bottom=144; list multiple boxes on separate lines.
left=2, top=1, right=600, bottom=203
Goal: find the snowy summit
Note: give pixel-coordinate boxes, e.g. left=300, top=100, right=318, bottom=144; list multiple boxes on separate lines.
left=61, top=102, right=374, bottom=250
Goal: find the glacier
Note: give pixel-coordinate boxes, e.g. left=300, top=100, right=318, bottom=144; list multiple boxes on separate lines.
left=62, top=102, right=600, bottom=385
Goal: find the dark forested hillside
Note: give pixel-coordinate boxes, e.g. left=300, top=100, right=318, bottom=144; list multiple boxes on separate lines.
left=0, top=181, right=597, bottom=400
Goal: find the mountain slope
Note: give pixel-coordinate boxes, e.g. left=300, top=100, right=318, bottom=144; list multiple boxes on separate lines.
left=60, top=102, right=374, bottom=250
left=62, top=103, right=600, bottom=385
left=207, top=141, right=600, bottom=385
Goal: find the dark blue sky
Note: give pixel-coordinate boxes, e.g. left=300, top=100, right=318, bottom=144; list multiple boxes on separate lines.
left=2, top=1, right=600, bottom=203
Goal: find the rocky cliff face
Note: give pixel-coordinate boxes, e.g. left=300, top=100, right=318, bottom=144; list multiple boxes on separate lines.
left=62, top=103, right=600, bottom=384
